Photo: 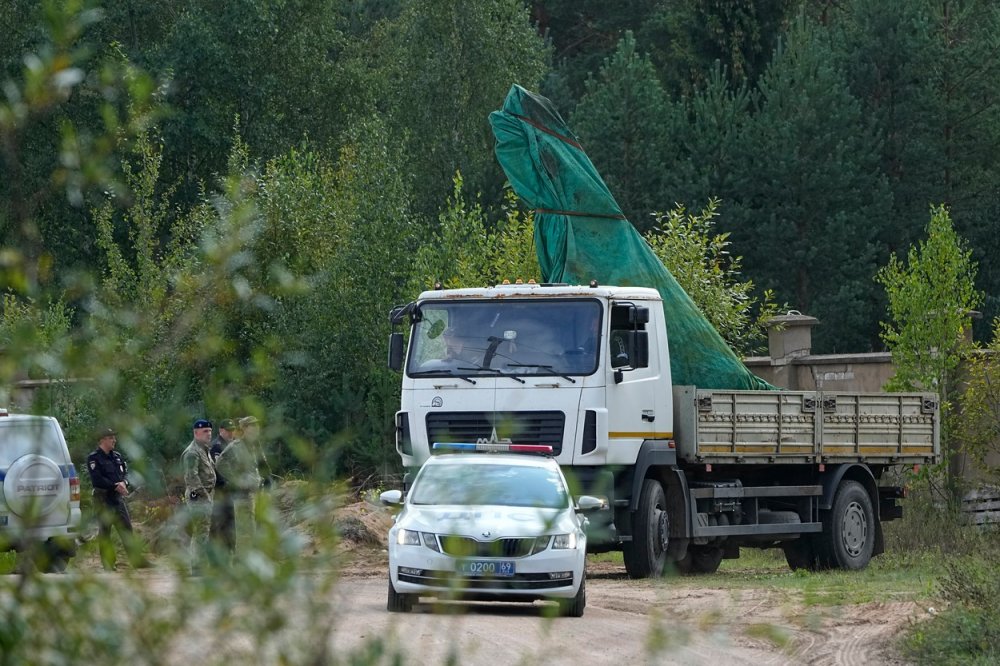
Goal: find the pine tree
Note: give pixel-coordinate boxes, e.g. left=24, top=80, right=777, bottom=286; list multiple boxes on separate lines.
left=570, top=32, right=673, bottom=232
left=723, top=18, right=892, bottom=353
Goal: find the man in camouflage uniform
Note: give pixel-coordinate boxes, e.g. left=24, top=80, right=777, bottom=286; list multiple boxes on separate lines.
left=216, top=415, right=264, bottom=554
left=182, top=418, right=216, bottom=573
left=209, top=419, right=237, bottom=553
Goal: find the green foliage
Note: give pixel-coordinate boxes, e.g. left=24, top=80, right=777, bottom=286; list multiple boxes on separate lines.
left=0, top=0, right=157, bottom=288
left=571, top=32, right=672, bottom=231
left=366, top=0, right=550, bottom=218
left=878, top=205, right=982, bottom=393
left=645, top=199, right=779, bottom=356
left=903, top=552, right=1000, bottom=665
left=409, top=175, right=539, bottom=292
left=725, top=16, right=890, bottom=353
left=824, top=0, right=1000, bottom=339
left=953, top=319, right=1000, bottom=482
left=877, top=205, right=982, bottom=496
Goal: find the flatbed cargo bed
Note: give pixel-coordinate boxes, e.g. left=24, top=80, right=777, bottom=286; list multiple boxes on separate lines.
left=672, top=386, right=940, bottom=466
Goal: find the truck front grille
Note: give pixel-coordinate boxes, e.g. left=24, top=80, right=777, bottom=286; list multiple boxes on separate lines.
left=425, top=411, right=565, bottom=455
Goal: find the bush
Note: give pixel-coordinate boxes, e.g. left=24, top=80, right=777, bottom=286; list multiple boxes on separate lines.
left=903, top=553, right=1000, bottom=665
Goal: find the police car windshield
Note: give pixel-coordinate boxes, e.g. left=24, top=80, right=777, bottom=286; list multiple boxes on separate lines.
left=406, top=299, right=601, bottom=378
left=410, top=462, right=568, bottom=509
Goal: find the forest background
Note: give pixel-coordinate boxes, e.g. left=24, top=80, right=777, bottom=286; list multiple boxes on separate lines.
left=2, top=0, right=1000, bottom=487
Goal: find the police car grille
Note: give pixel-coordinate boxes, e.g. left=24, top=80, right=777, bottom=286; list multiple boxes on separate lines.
left=439, top=536, right=539, bottom=558
left=398, top=569, right=573, bottom=590
left=425, top=411, right=564, bottom=454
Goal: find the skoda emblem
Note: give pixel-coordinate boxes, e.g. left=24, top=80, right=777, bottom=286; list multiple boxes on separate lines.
left=431, top=396, right=443, bottom=408
left=482, top=530, right=492, bottom=538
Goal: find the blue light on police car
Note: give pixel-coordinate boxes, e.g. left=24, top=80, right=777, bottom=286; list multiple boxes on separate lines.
left=431, top=442, right=554, bottom=454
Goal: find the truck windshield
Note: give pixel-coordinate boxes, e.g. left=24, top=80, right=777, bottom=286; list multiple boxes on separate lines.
left=407, top=298, right=602, bottom=378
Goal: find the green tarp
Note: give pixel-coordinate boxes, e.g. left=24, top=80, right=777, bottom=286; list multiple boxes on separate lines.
left=489, top=84, right=773, bottom=391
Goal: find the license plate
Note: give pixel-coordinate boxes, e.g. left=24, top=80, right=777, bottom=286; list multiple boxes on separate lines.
left=458, top=560, right=515, bottom=577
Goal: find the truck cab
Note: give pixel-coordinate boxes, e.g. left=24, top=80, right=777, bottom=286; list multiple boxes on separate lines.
left=390, top=283, right=672, bottom=471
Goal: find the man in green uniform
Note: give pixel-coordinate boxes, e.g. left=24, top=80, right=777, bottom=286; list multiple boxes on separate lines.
left=216, top=415, right=265, bottom=554
left=182, top=418, right=216, bottom=573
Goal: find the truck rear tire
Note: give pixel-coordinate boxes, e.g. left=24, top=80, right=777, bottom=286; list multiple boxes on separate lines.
left=782, top=537, right=819, bottom=571
left=676, top=545, right=724, bottom=574
left=622, top=479, right=668, bottom=578
left=816, top=480, right=875, bottom=570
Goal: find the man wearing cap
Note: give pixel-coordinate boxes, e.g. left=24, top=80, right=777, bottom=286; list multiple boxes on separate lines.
left=87, top=427, right=142, bottom=571
left=182, top=419, right=216, bottom=573
left=216, top=415, right=266, bottom=553
left=209, top=419, right=237, bottom=552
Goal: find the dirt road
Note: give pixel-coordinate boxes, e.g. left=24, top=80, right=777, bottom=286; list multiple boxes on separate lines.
left=325, top=566, right=922, bottom=665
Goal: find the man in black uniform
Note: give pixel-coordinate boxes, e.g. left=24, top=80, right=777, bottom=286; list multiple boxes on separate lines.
left=209, top=419, right=236, bottom=553
left=86, top=427, right=141, bottom=571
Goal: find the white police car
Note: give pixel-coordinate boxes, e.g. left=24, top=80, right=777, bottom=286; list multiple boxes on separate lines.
left=0, top=411, right=81, bottom=571
left=381, top=443, right=602, bottom=617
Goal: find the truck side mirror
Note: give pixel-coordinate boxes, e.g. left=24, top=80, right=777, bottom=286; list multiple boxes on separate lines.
left=630, top=307, right=650, bottom=325
left=388, top=332, right=404, bottom=371
left=609, top=330, right=649, bottom=369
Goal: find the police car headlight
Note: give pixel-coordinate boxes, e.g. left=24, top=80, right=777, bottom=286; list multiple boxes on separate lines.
left=397, top=529, right=421, bottom=546
left=552, top=533, right=577, bottom=550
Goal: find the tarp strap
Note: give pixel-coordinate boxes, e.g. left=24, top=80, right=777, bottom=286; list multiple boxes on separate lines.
left=535, top=208, right=627, bottom=220
left=511, top=113, right=583, bottom=149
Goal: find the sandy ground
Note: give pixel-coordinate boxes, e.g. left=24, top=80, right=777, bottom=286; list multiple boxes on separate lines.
left=68, top=499, right=927, bottom=665
left=324, top=502, right=926, bottom=665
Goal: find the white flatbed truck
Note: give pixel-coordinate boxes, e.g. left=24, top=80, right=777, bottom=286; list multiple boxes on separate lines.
left=387, top=283, right=939, bottom=576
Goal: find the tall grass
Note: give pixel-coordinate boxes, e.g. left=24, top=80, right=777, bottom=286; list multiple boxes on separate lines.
left=889, top=488, right=1000, bottom=664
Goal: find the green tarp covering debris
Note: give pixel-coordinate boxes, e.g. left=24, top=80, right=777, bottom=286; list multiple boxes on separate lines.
left=489, top=84, right=773, bottom=390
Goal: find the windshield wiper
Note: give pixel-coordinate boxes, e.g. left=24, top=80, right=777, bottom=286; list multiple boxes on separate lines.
left=409, top=369, right=476, bottom=384
left=505, top=363, right=577, bottom=384
left=459, top=366, right=526, bottom=384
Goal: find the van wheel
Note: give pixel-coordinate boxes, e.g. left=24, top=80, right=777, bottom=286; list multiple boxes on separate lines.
left=387, top=579, right=414, bottom=612
left=622, top=479, right=668, bottom=578
left=816, top=480, right=875, bottom=570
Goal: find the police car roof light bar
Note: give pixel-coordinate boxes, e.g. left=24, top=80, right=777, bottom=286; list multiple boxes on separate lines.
left=431, top=442, right=554, bottom=455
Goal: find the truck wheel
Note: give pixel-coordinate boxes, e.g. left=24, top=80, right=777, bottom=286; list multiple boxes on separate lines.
left=782, top=537, right=819, bottom=571
left=675, top=545, right=724, bottom=575
left=689, top=546, right=724, bottom=574
left=622, top=479, right=668, bottom=578
left=817, top=480, right=875, bottom=570
left=387, top=579, right=414, bottom=613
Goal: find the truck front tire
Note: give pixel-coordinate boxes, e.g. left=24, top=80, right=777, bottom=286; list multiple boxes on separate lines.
left=817, top=480, right=875, bottom=570
left=623, top=479, right=669, bottom=578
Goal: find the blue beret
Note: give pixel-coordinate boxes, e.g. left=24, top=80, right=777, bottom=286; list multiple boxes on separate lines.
left=193, top=419, right=213, bottom=429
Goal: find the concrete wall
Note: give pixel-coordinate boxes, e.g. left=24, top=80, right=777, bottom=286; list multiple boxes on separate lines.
left=743, top=312, right=896, bottom=392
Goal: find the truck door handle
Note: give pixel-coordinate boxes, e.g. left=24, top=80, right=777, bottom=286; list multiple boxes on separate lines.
left=642, top=410, right=655, bottom=422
